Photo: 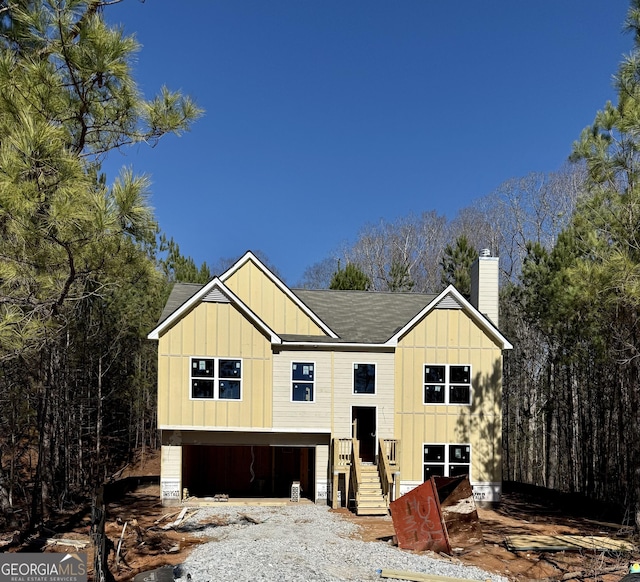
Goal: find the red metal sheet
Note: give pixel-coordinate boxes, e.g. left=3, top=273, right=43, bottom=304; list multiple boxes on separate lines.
left=389, top=478, right=451, bottom=553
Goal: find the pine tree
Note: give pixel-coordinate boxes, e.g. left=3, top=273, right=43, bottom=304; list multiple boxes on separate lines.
left=386, top=259, right=415, bottom=292
left=0, top=0, right=201, bottom=528
left=566, top=0, right=640, bottom=529
left=330, top=262, right=371, bottom=291
left=439, top=235, right=478, bottom=296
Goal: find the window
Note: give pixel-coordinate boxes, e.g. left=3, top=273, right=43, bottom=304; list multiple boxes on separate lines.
left=353, top=363, right=376, bottom=394
left=423, top=444, right=471, bottom=481
left=424, top=364, right=471, bottom=404
left=191, top=357, right=241, bottom=400
left=292, top=362, right=314, bottom=402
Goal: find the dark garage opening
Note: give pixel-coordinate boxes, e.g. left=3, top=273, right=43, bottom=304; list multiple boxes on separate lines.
left=182, top=445, right=315, bottom=500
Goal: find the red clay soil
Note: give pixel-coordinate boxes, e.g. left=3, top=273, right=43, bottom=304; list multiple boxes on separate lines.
left=102, top=483, right=640, bottom=582
left=2, top=452, right=639, bottom=582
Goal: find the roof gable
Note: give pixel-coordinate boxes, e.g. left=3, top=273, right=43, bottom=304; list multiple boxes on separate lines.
left=221, top=252, right=337, bottom=338
left=387, top=285, right=513, bottom=349
left=147, top=277, right=281, bottom=342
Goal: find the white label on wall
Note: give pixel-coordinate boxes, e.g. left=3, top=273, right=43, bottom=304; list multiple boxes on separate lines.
left=316, top=480, right=328, bottom=500
left=161, top=479, right=181, bottom=500
left=472, top=483, right=501, bottom=503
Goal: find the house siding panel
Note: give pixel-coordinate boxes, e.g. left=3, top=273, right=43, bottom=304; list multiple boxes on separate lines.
left=331, top=351, right=395, bottom=440
left=316, top=444, right=329, bottom=502
left=273, top=351, right=332, bottom=431
left=395, top=308, right=503, bottom=486
left=157, top=302, right=273, bottom=430
left=224, top=260, right=326, bottom=336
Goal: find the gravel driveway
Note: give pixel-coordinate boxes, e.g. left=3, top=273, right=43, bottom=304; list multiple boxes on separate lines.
left=176, top=504, right=507, bottom=582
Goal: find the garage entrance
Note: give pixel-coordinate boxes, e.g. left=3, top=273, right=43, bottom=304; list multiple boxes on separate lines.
left=182, top=445, right=315, bottom=500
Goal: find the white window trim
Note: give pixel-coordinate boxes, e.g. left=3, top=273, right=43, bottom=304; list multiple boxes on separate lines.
left=190, top=356, right=243, bottom=401
left=423, top=443, right=472, bottom=481
left=423, top=364, right=472, bottom=406
left=352, top=362, right=377, bottom=395
left=290, top=361, right=316, bottom=403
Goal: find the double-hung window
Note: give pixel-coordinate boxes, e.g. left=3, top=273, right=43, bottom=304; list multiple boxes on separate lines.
left=353, top=363, right=376, bottom=394
left=191, top=357, right=241, bottom=400
left=424, top=364, right=471, bottom=405
left=292, top=362, right=314, bottom=402
left=423, top=444, right=471, bottom=481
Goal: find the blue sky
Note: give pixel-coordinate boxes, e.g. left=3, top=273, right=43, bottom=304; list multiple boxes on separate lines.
left=104, top=1, right=631, bottom=285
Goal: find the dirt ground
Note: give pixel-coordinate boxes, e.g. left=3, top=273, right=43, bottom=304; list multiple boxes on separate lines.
left=97, top=482, right=640, bottom=582
left=3, top=452, right=639, bottom=582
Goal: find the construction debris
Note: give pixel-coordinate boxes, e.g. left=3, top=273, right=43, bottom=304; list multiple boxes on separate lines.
left=377, top=568, right=490, bottom=582
left=238, top=513, right=263, bottom=525
left=161, top=507, right=199, bottom=530
left=45, top=537, right=89, bottom=549
left=504, top=534, right=635, bottom=553
left=389, top=476, right=482, bottom=554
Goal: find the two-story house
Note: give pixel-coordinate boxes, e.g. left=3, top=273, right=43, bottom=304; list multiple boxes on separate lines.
left=148, top=251, right=512, bottom=514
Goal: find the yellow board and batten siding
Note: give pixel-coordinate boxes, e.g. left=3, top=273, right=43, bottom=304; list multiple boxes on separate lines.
left=394, top=307, right=503, bottom=485
left=223, top=259, right=326, bottom=337
left=157, top=302, right=273, bottom=430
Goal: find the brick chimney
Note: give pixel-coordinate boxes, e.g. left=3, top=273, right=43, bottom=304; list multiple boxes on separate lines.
left=470, top=249, right=499, bottom=327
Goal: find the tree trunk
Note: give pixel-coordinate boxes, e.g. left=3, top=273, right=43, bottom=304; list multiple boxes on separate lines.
left=635, top=465, right=640, bottom=532
left=0, top=461, right=16, bottom=527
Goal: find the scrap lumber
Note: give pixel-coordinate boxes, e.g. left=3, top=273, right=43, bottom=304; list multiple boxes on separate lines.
left=45, top=538, right=88, bottom=549
left=177, top=509, right=198, bottom=527
left=115, top=521, right=127, bottom=568
left=162, top=507, right=188, bottom=530
left=377, top=568, right=490, bottom=582
left=504, top=534, right=635, bottom=552
left=154, top=511, right=178, bottom=525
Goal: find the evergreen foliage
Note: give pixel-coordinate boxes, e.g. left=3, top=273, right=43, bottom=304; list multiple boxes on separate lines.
left=386, top=259, right=415, bottom=292
left=500, top=0, right=640, bottom=527
left=440, top=235, right=478, bottom=296
left=329, top=262, right=371, bottom=291
left=159, top=235, right=212, bottom=284
left=0, top=0, right=201, bottom=529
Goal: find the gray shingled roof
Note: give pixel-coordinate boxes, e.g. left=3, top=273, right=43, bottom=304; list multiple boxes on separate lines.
left=157, top=283, right=203, bottom=325
left=293, top=289, right=436, bottom=343
left=156, top=283, right=437, bottom=345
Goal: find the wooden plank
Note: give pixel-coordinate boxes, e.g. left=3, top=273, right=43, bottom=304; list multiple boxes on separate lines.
left=505, top=534, right=635, bottom=552
left=378, top=568, right=489, bottom=582
left=45, top=538, right=89, bottom=549
left=162, top=507, right=188, bottom=529
left=115, top=522, right=127, bottom=568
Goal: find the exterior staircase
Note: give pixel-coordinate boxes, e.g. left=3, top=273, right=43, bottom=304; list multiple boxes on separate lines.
left=355, top=463, right=388, bottom=515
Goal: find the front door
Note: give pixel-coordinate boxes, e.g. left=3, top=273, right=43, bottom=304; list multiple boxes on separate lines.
left=352, top=406, right=377, bottom=463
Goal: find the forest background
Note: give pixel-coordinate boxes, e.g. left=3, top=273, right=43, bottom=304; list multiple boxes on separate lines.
left=2, top=0, right=640, bottom=534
